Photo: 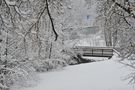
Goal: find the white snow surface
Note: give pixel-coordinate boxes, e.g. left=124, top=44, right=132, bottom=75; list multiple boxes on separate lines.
left=12, top=57, right=134, bottom=90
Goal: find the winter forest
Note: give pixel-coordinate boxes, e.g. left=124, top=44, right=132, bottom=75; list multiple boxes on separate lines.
left=0, top=0, right=135, bottom=90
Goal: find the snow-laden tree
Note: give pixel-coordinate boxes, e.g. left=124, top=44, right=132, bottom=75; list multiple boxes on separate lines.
left=96, top=0, right=135, bottom=84
left=0, top=0, right=75, bottom=89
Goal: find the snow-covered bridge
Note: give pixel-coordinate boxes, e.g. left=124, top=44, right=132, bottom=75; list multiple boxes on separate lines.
left=73, top=46, right=114, bottom=59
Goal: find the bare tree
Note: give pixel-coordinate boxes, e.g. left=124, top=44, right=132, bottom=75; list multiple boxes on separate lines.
left=97, top=0, right=135, bottom=84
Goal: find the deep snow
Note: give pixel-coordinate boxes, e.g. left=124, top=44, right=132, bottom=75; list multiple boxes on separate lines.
left=12, top=56, right=134, bottom=90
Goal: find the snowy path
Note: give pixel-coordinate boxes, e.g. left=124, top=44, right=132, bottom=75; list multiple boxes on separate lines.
left=13, top=60, right=134, bottom=90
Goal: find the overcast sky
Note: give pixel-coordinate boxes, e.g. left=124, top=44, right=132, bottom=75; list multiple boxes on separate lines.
left=71, top=0, right=97, bottom=27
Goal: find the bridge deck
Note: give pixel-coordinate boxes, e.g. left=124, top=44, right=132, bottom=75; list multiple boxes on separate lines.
left=73, top=46, right=114, bottom=58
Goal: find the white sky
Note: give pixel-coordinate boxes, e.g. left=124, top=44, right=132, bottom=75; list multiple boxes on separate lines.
left=71, top=0, right=97, bottom=27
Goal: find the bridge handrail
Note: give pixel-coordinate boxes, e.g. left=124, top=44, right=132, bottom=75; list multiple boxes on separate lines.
left=72, top=46, right=115, bottom=58
left=73, top=46, right=114, bottom=50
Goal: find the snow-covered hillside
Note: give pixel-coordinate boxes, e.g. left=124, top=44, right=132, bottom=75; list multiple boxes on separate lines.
left=12, top=56, right=134, bottom=90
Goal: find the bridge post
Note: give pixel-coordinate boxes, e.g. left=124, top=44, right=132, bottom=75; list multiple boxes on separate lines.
left=102, top=49, right=103, bottom=56
left=92, top=49, right=93, bottom=55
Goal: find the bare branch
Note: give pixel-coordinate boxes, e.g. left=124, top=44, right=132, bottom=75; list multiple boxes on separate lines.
left=112, top=0, right=135, bottom=19
left=24, top=6, right=46, bottom=37
left=3, top=0, right=15, bottom=27
left=46, top=0, right=58, bottom=41
left=118, top=61, right=135, bottom=69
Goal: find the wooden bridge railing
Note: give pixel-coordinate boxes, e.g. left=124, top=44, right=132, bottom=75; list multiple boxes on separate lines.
left=73, top=46, right=114, bottom=59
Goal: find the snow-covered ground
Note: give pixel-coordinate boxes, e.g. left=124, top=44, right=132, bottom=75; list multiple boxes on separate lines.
left=12, top=56, right=134, bottom=90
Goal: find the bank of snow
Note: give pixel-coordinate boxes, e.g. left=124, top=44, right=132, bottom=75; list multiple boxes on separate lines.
left=12, top=58, right=134, bottom=90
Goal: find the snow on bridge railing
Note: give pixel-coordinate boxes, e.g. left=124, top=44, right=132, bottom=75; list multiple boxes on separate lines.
left=72, top=46, right=114, bottom=59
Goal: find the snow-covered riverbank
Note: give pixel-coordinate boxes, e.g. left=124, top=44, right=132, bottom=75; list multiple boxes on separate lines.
left=12, top=56, right=134, bottom=90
